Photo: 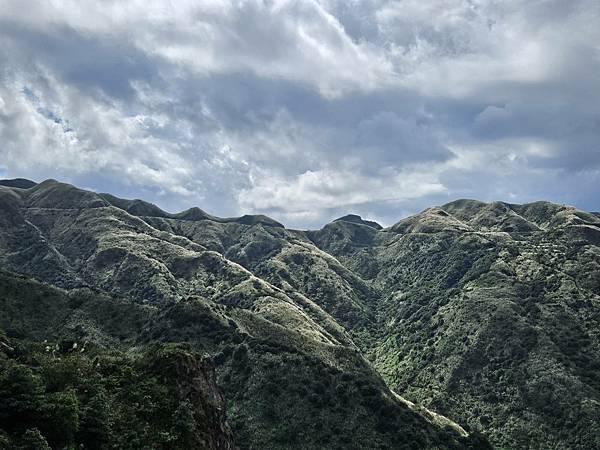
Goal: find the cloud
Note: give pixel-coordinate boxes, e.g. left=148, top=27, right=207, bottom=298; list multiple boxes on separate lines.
left=238, top=165, right=447, bottom=228
left=0, top=66, right=251, bottom=214
left=1, top=0, right=395, bottom=97
left=0, top=0, right=598, bottom=227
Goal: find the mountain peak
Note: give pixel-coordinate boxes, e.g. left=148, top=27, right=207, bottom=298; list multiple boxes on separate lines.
left=333, top=214, right=382, bottom=230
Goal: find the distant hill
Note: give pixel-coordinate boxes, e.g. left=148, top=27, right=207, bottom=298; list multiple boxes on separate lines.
left=0, top=178, right=37, bottom=189
left=333, top=214, right=383, bottom=230
left=1, top=179, right=598, bottom=448
left=100, top=192, right=284, bottom=227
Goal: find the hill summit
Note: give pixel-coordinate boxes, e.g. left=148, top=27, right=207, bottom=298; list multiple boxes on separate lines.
left=333, top=214, right=383, bottom=230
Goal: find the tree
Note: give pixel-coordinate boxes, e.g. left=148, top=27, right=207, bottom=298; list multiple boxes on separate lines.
left=20, top=428, right=51, bottom=450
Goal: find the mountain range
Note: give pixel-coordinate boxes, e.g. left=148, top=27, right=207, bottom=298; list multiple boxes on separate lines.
left=0, top=178, right=598, bottom=449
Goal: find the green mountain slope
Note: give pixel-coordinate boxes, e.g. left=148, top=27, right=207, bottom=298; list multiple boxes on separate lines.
left=0, top=181, right=487, bottom=449
left=2, top=180, right=599, bottom=449
left=310, top=200, right=600, bottom=449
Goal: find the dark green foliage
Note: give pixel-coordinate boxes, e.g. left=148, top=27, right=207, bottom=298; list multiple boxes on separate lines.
left=218, top=345, right=480, bottom=450
left=20, top=428, right=51, bottom=450
left=0, top=340, right=233, bottom=449
left=308, top=201, right=600, bottom=449
left=0, top=268, right=482, bottom=449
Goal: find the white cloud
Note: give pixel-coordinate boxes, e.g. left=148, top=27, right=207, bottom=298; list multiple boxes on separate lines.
left=0, top=0, right=396, bottom=97
left=0, top=0, right=598, bottom=227
left=238, top=165, right=447, bottom=220
left=0, top=69, right=247, bottom=203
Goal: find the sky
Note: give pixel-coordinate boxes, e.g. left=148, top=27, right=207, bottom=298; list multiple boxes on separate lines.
left=0, top=0, right=599, bottom=229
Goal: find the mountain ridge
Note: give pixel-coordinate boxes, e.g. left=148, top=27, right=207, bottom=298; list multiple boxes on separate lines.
left=1, top=178, right=599, bottom=449
left=0, top=178, right=490, bottom=449
left=6, top=178, right=596, bottom=232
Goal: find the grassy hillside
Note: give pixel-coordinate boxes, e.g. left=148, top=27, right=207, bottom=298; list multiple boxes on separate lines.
left=311, top=200, right=600, bottom=449
left=2, top=180, right=599, bottom=448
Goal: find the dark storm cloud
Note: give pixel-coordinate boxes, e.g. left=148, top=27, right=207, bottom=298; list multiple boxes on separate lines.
left=0, top=0, right=598, bottom=227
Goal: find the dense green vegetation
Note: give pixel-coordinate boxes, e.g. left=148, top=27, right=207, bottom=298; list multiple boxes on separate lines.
left=0, top=268, right=483, bottom=449
left=1, top=179, right=599, bottom=448
left=0, top=337, right=233, bottom=449
left=310, top=203, right=600, bottom=449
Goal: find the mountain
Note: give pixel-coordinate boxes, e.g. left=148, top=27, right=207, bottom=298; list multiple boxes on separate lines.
left=0, top=272, right=236, bottom=449
left=99, top=192, right=285, bottom=228
left=0, top=180, right=486, bottom=449
left=333, top=214, right=383, bottom=230
left=0, top=178, right=37, bottom=189
left=1, top=179, right=599, bottom=449
left=310, top=199, right=600, bottom=449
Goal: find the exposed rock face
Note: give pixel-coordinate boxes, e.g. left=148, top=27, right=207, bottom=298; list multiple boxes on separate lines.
left=147, top=347, right=236, bottom=450
left=1, top=179, right=599, bottom=449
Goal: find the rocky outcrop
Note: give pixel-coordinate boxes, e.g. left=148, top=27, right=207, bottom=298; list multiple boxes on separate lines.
left=147, top=346, right=236, bottom=450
